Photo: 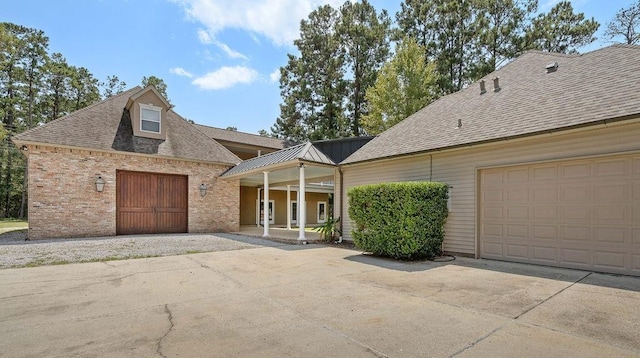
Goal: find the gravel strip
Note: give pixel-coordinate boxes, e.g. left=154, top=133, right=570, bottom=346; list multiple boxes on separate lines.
left=0, top=231, right=289, bottom=269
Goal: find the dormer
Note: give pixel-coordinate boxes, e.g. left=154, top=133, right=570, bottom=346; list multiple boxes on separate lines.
left=125, top=85, right=171, bottom=140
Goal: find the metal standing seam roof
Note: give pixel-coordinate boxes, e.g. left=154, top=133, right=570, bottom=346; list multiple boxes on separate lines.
left=221, top=142, right=335, bottom=177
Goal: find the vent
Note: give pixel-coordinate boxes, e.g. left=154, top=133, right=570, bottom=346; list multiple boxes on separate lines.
left=456, top=118, right=462, bottom=128
left=546, top=62, right=559, bottom=73
left=479, top=80, right=486, bottom=95
left=493, top=77, right=501, bottom=92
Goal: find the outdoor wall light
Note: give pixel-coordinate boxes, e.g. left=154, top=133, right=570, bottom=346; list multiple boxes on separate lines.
left=95, top=176, right=105, bottom=192
left=199, top=183, right=208, bottom=197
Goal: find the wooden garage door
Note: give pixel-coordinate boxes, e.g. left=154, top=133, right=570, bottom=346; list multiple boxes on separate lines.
left=479, top=153, right=640, bottom=276
left=116, top=171, right=188, bottom=235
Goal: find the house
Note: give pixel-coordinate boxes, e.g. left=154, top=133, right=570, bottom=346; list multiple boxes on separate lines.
left=339, top=44, right=640, bottom=276
left=12, top=86, right=242, bottom=239
left=193, top=124, right=288, bottom=160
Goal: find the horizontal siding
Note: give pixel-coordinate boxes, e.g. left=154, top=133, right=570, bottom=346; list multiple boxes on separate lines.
left=342, top=121, right=640, bottom=255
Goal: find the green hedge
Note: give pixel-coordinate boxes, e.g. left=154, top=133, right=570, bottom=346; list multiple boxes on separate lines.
left=348, top=182, right=449, bottom=260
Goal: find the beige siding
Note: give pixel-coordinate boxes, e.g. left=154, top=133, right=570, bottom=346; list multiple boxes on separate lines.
left=342, top=121, right=640, bottom=255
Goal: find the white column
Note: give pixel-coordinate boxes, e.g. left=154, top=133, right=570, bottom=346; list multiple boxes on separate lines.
left=256, top=188, right=261, bottom=227
left=286, top=185, right=292, bottom=230
left=263, top=172, right=270, bottom=237
left=298, top=164, right=306, bottom=241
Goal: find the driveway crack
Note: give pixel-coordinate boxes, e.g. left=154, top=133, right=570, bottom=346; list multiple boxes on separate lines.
left=156, top=304, right=174, bottom=358
left=514, top=272, right=592, bottom=320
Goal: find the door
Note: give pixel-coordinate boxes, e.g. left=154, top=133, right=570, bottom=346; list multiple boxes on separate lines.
left=117, top=171, right=188, bottom=235
left=291, top=201, right=298, bottom=224
left=479, top=153, right=640, bottom=276
left=258, top=200, right=275, bottom=225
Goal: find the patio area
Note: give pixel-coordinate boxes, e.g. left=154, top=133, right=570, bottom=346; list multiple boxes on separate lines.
left=235, top=225, right=325, bottom=244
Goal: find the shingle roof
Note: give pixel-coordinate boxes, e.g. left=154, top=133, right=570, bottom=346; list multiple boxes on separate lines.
left=193, top=124, right=286, bottom=150
left=221, top=142, right=335, bottom=177
left=13, top=87, right=241, bottom=165
left=342, top=44, right=640, bottom=164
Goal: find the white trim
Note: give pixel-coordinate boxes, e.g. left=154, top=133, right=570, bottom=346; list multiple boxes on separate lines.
left=139, top=103, right=162, bottom=134
left=317, top=201, right=327, bottom=223
left=291, top=200, right=298, bottom=224
left=257, top=199, right=275, bottom=225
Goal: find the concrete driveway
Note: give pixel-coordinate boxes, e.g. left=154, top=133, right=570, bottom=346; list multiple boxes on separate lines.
left=1, top=240, right=639, bottom=357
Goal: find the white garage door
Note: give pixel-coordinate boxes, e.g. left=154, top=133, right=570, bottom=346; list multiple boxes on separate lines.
left=480, top=153, right=640, bottom=276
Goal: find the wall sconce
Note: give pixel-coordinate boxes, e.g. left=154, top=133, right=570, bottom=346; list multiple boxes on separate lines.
left=199, top=183, right=208, bottom=197
left=95, top=176, right=105, bottom=192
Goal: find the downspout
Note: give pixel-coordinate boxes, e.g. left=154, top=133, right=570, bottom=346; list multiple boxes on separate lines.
left=429, top=154, right=433, bottom=182
left=338, top=166, right=344, bottom=242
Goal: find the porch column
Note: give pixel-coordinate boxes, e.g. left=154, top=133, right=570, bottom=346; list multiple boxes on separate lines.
left=263, top=172, right=270, bottom=237
left=286, top=185, right=292, bottom=230
left=298, top=164, right=306, bottom=241
left=256, top=188, right=261, bottom=227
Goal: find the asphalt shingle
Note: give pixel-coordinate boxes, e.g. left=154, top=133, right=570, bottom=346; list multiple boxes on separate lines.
left=13, top=87, right=241, bottom=165
left=342, top=44, right=640, bottom=164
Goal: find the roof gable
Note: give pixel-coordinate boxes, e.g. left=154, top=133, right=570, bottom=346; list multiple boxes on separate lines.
left=343, top=44, right=640, bottom=164
left=221, top=142, right=335, bottom=178
left=13, top=88, right=240, bottom=165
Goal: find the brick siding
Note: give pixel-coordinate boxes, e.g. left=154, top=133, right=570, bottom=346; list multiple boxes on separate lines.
left=27, top=145, right=239, bottom=239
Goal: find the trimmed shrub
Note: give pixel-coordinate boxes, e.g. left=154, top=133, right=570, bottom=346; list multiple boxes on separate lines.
left=348, top=182, right=448, bottom=260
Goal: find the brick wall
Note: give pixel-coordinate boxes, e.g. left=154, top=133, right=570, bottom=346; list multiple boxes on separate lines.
left=27, top=145, right=239, bottom=239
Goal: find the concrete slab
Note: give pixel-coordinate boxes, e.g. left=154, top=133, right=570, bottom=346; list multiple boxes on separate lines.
left=520, top=272, right=640, bottom=352
left=1, top=244, right=639, bottom=357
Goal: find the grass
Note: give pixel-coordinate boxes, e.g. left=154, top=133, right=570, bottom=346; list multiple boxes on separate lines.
left=0, top=218, right=28, bottom=235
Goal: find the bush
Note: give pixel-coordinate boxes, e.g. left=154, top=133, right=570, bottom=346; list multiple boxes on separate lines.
left=348, top=182, right=448, bottom=260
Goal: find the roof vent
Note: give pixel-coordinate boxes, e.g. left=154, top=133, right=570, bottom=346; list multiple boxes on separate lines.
left=493, top=77, right=501, bottom=92
left=479, top=80, right=487, bottom=95
left=546, top=62, right=559, bottom=73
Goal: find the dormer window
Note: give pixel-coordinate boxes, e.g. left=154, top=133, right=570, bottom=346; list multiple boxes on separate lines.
left=140, top=103, right=161, bottom=133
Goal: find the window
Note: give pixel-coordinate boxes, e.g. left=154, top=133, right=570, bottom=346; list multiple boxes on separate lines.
left=140, top=104, right=161, bottom=133
left=317, top=201, right=327, bottom=223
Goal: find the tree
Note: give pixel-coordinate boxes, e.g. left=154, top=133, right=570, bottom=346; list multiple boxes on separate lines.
left=604, top=0, right=640, bottom=45
left=525, top=1, right=599, bottom=53
left=361, top=37, right=438, bottom=135
left=396, top=0, right=600, bottom=95
left=101, top=75, right=126, bottom=98
left=338, top=0, right=392, bottom=135
left=141, top=75, right=170, bottom=103
left=225, top=126, right=237, bottom=131
left=69, top=66, right=100, bottom=111
left=271, top=5, right=347, bottom=141
left=271, top=1, right=392, bottom=141
left=41, top=52, right=73, bottom=122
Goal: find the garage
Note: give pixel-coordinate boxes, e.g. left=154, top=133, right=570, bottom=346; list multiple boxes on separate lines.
left=116, top=171, right=188, bottom=235
left=479, top=153, right=640, bottom=276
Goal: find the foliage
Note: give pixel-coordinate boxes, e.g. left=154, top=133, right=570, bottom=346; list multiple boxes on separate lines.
left=225, top=126, right=238, bottom=131
left=314, top=216, right=342, bottom=240
left=361, top=37, right=438, bottom=134
left=271, top=0, right=391, bottom=141
left=604, top=0, right=640, bottom=45
left=0, top=22, right=103, bottom=218
left=141, top=75, right=170, bottom=103
left=101, top=75, right=126, bottom=98
left=396, top=0, right=599, bottom=95
left=348, top=182, right=448, bottom=260
left=525, top=1, right=599, bottom=53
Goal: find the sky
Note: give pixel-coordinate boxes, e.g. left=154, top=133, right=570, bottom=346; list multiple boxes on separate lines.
left=3, top=0, right=637, bottom=135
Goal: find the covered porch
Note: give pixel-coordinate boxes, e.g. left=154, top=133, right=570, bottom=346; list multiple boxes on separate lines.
left=221, top=142, right=337, bottom=243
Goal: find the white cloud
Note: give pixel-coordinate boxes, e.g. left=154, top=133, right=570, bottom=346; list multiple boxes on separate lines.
left=169, top=67, right=194, bottom=78
left=174, top=0, right=344, bottom=47
left=197, top=29, right=213, bottom=44
left=192, top=66, right=258, bottom=90
left=214, top=40, right=249, bottom=60
left=269, top=68, right=280, bottom=83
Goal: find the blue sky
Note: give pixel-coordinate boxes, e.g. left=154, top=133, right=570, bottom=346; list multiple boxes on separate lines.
left=3, top=0, right=636, bottom=134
